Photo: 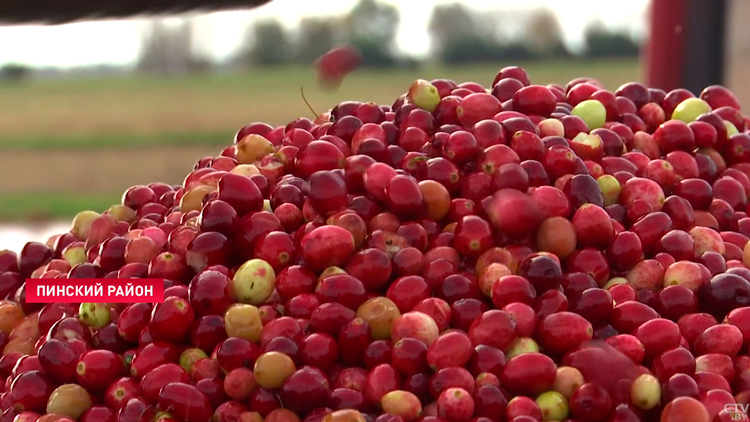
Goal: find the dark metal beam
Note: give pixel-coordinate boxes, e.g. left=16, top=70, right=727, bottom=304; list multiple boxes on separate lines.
left=682, top=0, right=726, bottom=94
left=0, top=0, right=272, bottom=25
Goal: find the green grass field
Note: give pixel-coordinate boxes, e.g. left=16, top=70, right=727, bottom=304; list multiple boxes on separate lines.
left=0, top=192, right=123, bottom=222
left=0, top=58, right=642, bottom=221
left=0, top=59, right=641, bottom=149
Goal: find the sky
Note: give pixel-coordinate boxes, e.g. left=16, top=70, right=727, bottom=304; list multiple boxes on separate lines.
left=0, top=0, right=650, bottom=68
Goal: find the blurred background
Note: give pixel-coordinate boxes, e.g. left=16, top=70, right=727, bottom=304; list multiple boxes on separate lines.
left=0, top=0, right=743, bottom=251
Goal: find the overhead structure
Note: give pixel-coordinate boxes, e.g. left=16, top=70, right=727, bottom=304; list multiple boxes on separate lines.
left=0, top=0, right=271, bottom=24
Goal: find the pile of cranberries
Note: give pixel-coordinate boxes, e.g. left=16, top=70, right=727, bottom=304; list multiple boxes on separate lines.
left=2, top=66, right=750, bottom=422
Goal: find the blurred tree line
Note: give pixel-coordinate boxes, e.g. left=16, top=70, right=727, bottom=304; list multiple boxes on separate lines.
left=0, top=64, right=31, bottom=82
left=129, top=0, right=642, bottom=74
left=136, top=20, right=212, bottom=74
left=243, top=0, right=406, bottom=68
left=0, top=1, right=642, bottom=81
left=241, top=0, right=641, bottom=67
